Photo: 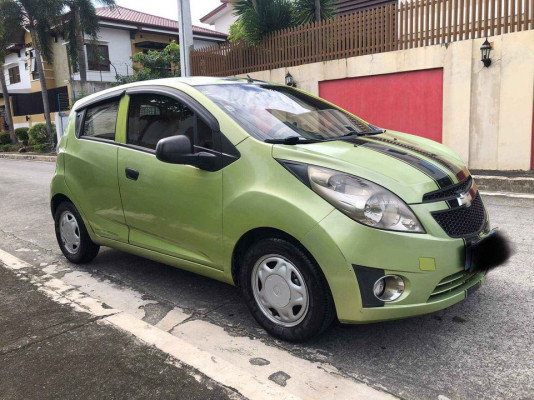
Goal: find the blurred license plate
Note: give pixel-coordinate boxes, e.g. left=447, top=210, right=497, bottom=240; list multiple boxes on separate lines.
left=464, top=229, right=497, bottom=271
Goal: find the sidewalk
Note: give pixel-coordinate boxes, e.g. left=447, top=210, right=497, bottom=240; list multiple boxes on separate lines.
left=0, top=267, right=238, bottom=400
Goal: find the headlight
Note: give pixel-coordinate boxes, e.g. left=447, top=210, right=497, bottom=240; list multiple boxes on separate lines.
left=308, top=165, right=425, bottom=232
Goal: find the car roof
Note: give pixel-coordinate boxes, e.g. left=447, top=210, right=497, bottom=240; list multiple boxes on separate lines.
left=170, top=76, right=272, bottom=86
left=72, top=76, right=280, bottom=111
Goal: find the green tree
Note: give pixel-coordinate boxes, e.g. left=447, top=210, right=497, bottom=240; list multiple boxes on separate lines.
left=293, top=0, right=336, bottom=25
left=0, top=0, right=23, bottom=144
left=15, top=0, right=65, bottom=142
left=233, top=0, right=295, bottom=43
left=63, top=0, right=116, bottom=91
left=119, top=41, right=180, bottom=84
left=228, top=20, right=246, bottom=42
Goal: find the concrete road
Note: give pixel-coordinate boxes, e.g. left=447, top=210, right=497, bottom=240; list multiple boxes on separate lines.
left=1, top=159, right=533, bottom=400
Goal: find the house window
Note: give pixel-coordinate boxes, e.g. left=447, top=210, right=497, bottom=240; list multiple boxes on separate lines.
left=86, top=44, right=110, bottom=72
left=8, top=66, right=20, bottom=84
left=30, top=50, right=39, bottom=80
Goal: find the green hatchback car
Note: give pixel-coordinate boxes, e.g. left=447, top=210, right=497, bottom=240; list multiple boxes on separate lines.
left=50, top=77, right=508, bottom=341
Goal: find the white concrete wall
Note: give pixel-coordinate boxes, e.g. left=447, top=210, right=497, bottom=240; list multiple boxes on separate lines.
left=3, top=50, right=31, bottom=93
left=70, top=27, right=133, bottom=83
left=241, top=30, right=534, bottom=170
left=212, top=8, right=236, bottom=35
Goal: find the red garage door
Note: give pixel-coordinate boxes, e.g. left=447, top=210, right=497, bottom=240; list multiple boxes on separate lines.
left=319, top=68, right=444, bottom=143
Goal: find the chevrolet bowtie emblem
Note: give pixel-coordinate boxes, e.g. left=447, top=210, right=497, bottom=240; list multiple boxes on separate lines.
left=457, top=191, right=473, bottom=207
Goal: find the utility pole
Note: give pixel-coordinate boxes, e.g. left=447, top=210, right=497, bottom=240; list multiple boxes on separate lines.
left=177, top=0, right=193, bottom=77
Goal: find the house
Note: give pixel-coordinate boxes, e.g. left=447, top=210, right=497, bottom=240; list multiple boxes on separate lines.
left=0, top=6, right=228, bottom=133
left=76, top=6, right=228, bottom=85
left=200, top=0, right=235, bottom=34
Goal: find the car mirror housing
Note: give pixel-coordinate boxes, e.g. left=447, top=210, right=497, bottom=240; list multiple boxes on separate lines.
left=156, top=135, right=217, bottom=171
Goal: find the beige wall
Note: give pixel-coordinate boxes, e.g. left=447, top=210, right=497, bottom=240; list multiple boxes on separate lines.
left=241, top=30, right=534, bottom=170
left=51, top=38, right=71, bottom=88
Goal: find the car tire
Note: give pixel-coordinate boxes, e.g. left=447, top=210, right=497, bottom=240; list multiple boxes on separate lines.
left=240, top=237, right=335, bottom=342
left=54, top=201, right=100, bottom=264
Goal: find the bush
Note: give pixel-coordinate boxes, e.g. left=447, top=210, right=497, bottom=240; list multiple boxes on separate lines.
left=0, top=131, right=10, bottom=145
left=1, top=144, right=11, bottom=152
left=15, top=127, right=29, bottom=145
left=28, top=123, right=55, bottom=145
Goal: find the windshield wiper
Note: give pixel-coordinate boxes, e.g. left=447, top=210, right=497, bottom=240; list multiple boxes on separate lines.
left=264, top=128, right=386, bottom=145
left=340, top=129, right=386, bottom=138
left=264, top=136, right=321, bottom=145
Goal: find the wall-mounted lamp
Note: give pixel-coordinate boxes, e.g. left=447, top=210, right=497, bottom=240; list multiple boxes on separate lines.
left=285, top=72, right=296, bottom=87
left=480, top=38, right=492, bottom=68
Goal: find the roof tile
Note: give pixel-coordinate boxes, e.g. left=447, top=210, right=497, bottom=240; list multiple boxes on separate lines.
left=96, top=6, right=228, bottom=38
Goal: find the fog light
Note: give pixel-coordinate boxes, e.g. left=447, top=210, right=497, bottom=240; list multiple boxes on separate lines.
left=373, top=275, right=405, bottom=302
left=373, top=278, right=385, bottom=298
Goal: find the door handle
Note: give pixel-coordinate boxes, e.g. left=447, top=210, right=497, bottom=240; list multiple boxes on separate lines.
left=125, top=168, right=139, bottom=181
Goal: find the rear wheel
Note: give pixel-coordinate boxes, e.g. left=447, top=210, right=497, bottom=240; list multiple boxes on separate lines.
left=54, top=201, right=99, bottom=263
left=240, top=238, right=335, bottom=342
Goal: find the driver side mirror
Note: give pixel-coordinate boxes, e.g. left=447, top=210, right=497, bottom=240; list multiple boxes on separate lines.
left=156, top=135, right=217, bottom=171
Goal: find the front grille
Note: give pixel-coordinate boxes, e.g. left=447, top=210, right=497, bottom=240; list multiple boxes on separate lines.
left=431, top=193, right=486, bottom=238
left=423, top=177, right=472, bottom=202
left=428, top=270, right=482, bottom=302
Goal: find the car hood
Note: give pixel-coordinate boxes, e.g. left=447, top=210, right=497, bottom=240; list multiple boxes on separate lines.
left=272, top=131, right=470, bottom=204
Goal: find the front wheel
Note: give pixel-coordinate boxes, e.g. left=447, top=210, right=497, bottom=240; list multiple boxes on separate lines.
left=54, top=201, right=100, bottom=264
left=240, top=238, right=335, bottom=342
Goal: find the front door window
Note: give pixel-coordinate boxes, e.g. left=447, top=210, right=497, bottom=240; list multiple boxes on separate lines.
left=126, top=93, right=215, bottom=152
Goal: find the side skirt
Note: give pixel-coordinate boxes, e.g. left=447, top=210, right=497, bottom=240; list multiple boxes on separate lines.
left=96, top=236, right=235, bottom=286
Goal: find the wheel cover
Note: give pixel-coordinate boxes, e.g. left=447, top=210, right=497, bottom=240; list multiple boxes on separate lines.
left=59, top=211, right=81, bottom=255
left=251, top=255, right=309, bottom=327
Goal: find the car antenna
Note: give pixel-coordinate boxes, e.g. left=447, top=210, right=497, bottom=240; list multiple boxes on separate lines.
left=246, top=75, right=254, bottom=83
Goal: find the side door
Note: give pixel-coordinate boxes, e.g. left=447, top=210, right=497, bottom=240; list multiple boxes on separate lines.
left=65, top=95, right=128, bottom=243
left=117, top=90, right=224, bottom=269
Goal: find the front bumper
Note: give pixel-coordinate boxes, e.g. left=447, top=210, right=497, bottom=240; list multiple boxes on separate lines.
left=302, top=206, right=489, bottom=324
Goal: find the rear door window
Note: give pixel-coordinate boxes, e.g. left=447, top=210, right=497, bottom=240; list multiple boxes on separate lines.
left=81, top=101, right=119, bottom=140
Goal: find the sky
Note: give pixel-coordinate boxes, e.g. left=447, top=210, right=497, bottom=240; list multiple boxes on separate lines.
left=113, top=0, right=223, bottom=29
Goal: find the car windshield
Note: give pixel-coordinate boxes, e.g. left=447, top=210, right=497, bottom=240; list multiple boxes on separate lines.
left=196, top=84, right=375, bottom=142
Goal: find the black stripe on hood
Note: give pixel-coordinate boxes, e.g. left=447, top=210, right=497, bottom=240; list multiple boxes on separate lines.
left=366, top=136, right=467, bottom=182
left=346, top=137, right=454, bottom=189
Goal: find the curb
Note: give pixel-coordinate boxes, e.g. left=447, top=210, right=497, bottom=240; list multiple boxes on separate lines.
left=0, top=153, right=57, bottom=162
left=473, top=175, right=534, bottom=194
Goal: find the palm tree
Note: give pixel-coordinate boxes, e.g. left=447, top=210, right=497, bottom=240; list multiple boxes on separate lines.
left=63, top=0, right=116, bottom=91
left=15, top=0, right=65, bottom=142
left=233, top=0, right=295, bottom=43
left=293, top=0, right=336, bottom=25
left=0, top=0, right=23, bottom=144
